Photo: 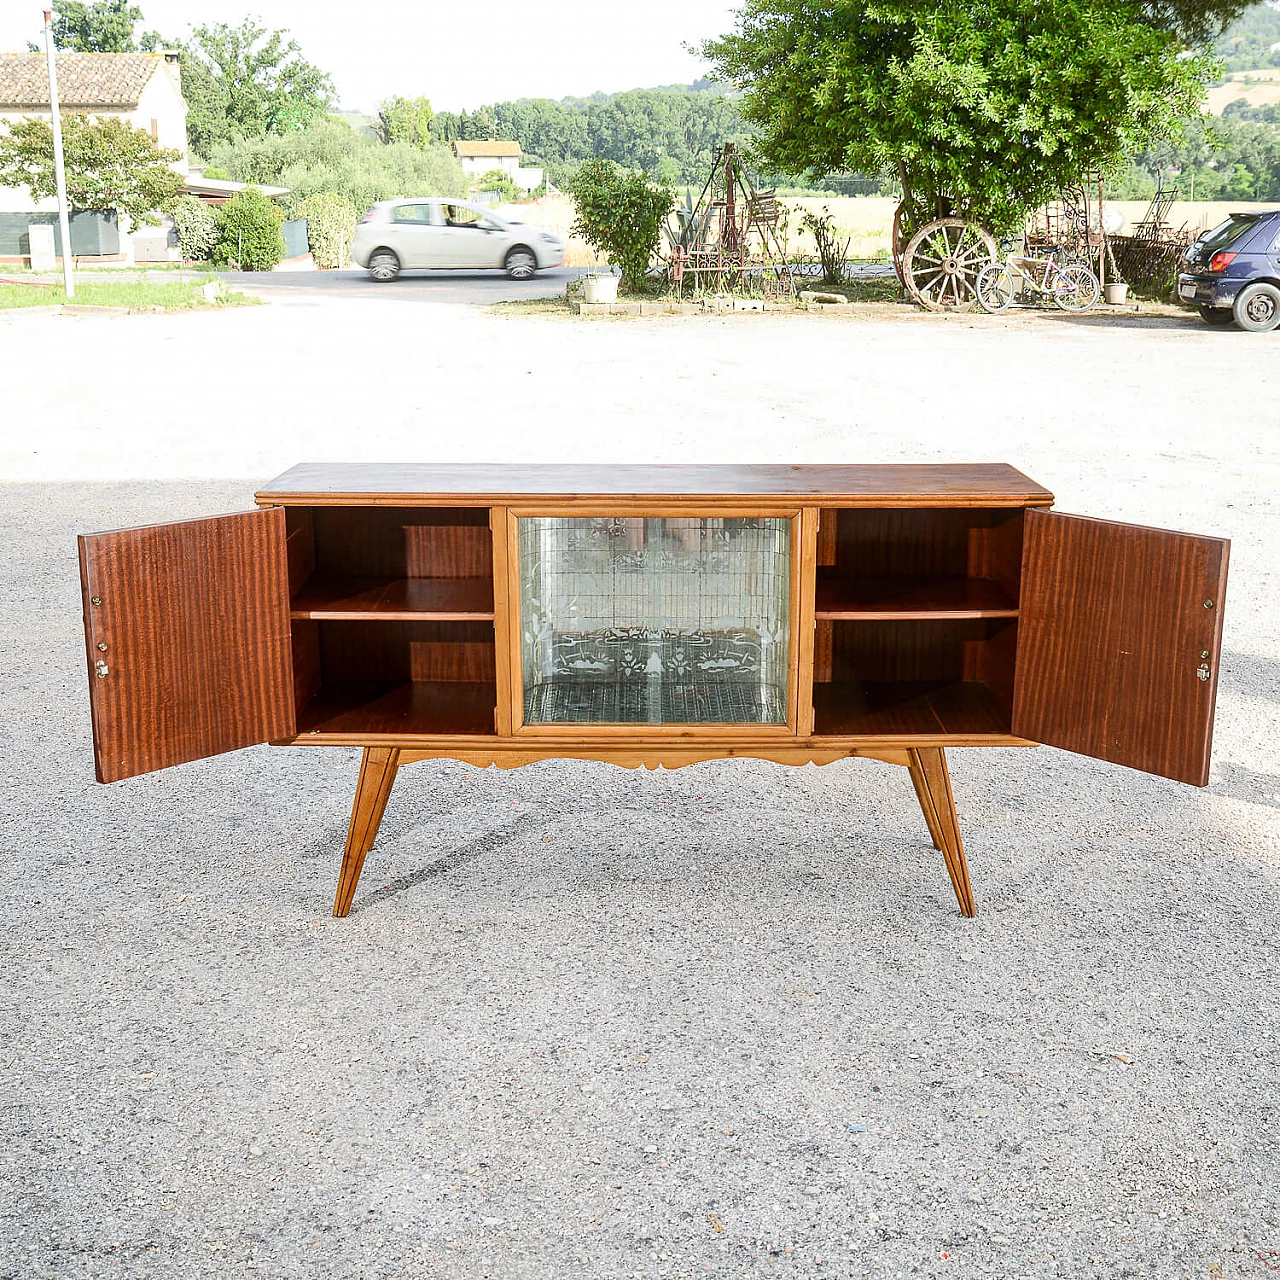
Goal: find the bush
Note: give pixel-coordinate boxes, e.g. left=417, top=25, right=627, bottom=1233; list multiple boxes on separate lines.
left=568, top=158, right=672, bottom=294
left=798, top=206, right=851, bottom=286
left=213, top=187, right=285, bottom=270
left=292, top=191, right=357, bottom=268
left=474, top=167, right=521, bottom=203
left=171, top=193, right=219, bottom=261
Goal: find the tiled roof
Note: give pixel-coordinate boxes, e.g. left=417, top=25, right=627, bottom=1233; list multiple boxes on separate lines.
left=0, top=52, right=166, bottom=108
left=454, top=140, right=522, bottom=158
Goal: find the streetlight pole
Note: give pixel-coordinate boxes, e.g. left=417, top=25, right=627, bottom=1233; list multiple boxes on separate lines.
left=42, top=8, right=74, bottom=297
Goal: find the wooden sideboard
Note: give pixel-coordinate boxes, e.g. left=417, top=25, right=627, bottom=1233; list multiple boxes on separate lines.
left=77, top=464, right=1229, bottom=918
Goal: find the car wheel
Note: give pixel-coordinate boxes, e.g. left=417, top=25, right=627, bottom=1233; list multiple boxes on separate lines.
left=1232, top=282, right=1280, bottom=332
left=505, top=246, right=537, bottom=280
left=1198, top=305, right=1235, bottom=326
left=368, top=249, right=400, bottom=283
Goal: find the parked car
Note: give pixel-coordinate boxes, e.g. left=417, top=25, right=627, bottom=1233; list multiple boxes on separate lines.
left=1178, top=209, right=1280, bottom=331
left=351, top=198, right=565, bottom=282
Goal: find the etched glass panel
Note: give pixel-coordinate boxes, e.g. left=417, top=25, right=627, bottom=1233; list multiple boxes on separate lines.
left=518, top=516, right=791, bottom=725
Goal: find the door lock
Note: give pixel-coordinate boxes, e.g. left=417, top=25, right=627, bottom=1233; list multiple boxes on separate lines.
left=95, top=660, right=109, bottom=679
left=1196, top=663, right=1210, bottom=682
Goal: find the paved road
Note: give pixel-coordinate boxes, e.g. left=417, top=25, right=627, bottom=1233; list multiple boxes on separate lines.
left=219, top=265, right=585, bottom=303
left=218, top=262, right=896, bottom=303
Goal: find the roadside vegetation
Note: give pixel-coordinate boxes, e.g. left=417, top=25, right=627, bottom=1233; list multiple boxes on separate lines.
left=15, top=0, right=1280, bottom=295
left=0, top=279, right=259, bottom=311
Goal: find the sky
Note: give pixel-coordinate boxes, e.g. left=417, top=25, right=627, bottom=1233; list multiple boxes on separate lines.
left=1, top=0, right=743, bottom=111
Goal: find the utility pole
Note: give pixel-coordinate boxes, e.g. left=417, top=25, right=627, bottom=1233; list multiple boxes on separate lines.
left=43, top=8, right=74, bottom=297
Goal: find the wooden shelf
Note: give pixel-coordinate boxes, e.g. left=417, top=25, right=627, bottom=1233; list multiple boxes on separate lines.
left=296, top=681, right=497, bottom=736
left=812, top=680, right=1011, bottom=737
left=815, top=572, right=1018, bottom=620
left=290, top=575, right=494, bottom=620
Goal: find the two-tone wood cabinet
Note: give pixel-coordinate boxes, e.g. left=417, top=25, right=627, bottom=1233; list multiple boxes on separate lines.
left=77, top=464, right=1229, bottom=917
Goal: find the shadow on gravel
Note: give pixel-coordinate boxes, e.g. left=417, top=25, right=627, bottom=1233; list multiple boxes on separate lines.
left=1037, top=309, right=1208, bottom=331
left=1219, top=648, right=1280, bottom=701
left=355, top=813, right=540, bottom=913
left=1210, top=762, right=1280, bottom=807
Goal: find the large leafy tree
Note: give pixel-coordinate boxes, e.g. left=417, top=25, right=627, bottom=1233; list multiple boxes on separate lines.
left=376, top=95, right=434, bottom=147
left=0, top=114, right=182, bottom=223
left=180, top=18, right=334, bottom=154
left=1144, top=0, right=1252, bottom=42
left=30, top=0, right=162, bottom=53
left=703, top=0, right=1223, bottom=234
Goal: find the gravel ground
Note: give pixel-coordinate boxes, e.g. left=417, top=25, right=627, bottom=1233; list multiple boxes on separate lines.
left=1, top=297, right=1278, bottom=1278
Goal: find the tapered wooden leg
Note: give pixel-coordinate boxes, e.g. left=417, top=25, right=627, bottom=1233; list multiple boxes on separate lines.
left=907, top=747, right=977, bottom=917
left=332, top=748, right=401, bottom=917
left=907, top=762, right=945, bottom=851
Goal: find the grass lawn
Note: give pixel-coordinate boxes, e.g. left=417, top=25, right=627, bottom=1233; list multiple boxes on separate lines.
left=0, top=280, right=260, bottom=312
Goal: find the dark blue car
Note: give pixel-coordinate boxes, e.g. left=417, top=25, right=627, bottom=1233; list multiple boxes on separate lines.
left=1178, top=209, right=1280, bottom=331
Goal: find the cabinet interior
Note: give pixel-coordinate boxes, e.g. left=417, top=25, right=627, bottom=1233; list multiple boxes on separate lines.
left=811, top=508, right=1022, bottom=736
left=286, top=506, right=497, bottom=736
left=276, top=503, right=1025, bottom=740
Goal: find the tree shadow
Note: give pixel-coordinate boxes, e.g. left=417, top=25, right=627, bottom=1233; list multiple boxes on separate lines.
left=1033, top=309, right=1208, bottom=331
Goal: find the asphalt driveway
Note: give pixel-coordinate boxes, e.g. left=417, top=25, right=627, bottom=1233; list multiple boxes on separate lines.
left=218, top=264, right=583, bottom=303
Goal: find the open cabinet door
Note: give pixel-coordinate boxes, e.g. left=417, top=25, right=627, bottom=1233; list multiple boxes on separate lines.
left=79, top=508, right=295, bottom=783
left=1011, top=510, right=1228, bottom=786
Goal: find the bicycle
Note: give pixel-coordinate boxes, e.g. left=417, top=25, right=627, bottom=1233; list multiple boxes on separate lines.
left=975, top=245, right=1100, bottom=313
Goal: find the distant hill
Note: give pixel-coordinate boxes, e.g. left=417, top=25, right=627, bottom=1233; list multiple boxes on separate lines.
left=527, top=79, right=734, bottom=112
left=1214, top=1, right=1280, bottom=71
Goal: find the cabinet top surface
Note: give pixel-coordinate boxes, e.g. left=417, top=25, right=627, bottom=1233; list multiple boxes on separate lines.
left=257, top=462, right=1053, bottom=505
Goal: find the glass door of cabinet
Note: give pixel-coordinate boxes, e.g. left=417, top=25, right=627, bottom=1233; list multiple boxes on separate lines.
left=515, top=515, right=794, bottom=727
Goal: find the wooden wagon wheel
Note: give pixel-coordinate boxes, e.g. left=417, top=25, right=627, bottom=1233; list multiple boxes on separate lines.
left=901, top=218, right=998, bottom=311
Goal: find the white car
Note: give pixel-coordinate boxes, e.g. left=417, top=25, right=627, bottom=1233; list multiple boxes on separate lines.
left=351, top=198, right=565, bottom=282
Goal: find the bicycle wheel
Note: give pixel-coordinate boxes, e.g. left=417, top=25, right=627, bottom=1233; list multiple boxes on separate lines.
left=1053, top=264, right=1100, bottom=311
left=976, top=263, right=1015, bottom=313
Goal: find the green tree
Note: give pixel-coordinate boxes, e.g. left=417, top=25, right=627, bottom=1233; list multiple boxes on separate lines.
left=376, top=95, right=434, bottom=147
left=203, top=117, right=466, bottom=212
left=212, top=185, right=284, bottom=269
left=568, top=158, right=672, bottom=293
left=704, top=0, right=1220, bottom=236
left=49, top=0, right=143, bottom=51
left=474, top=167, right=520, bottom=201
left=181, top=18, right=334, bottom=154
left=0, top=114, right=181, bottom=223
left=1151, top=0, right=1252, bottom=42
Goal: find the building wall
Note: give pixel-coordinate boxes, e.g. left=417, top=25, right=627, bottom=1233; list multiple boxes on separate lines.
left=0, top=60, right=188, bottom=227
left=460, top=155, right=520, bottom=178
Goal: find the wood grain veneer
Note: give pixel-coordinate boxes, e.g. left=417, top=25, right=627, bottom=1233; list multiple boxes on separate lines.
left=296, top=681, right=496, bottom=737
left=79, top=509, right=295, bottom=783
left=257, top=463, right=1055, bottom=508
left=815, top=572, right=1019, bottom=619
left=812, top=680, right=1012, bottom=737
left=290, top=575, right=495, bottom=620
left=308, top=506, right=492, bottom=578
left=1012, top=510, right=1228, bottom=786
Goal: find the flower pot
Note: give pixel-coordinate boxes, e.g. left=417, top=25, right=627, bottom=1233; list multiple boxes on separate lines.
left=582, top=274, right=619, bottom=304
left=1104, top=282, right=1128, bottom=305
